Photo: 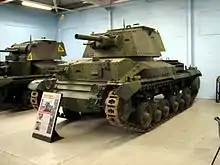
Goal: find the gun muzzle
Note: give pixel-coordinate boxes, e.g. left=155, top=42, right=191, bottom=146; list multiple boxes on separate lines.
left=75, top=34, right=102, bottom=42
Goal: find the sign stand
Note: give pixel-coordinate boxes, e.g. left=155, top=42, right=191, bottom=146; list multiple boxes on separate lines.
left=32, top=129, right=62, bottom=143
left=32, top=92, right=63, bottom=143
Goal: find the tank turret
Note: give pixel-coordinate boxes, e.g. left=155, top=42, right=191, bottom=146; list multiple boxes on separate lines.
left=75, top=26, right=165, bottom=58
left=0, top=40, right=66, bottom=61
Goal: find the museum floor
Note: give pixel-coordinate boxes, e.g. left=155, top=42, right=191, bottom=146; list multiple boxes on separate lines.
left=0, top=99, right=220, bottom=165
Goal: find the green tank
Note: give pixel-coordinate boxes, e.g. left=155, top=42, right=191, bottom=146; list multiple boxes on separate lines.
left=29, top=26, right=201, bottom=132
left=0, top=38, right=66, bottom=108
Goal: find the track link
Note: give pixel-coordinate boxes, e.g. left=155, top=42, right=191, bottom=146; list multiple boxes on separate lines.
left=30, top=91, right=40, bottom=110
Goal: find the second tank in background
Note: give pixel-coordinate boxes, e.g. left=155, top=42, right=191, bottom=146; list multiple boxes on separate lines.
left=0, top=38, right=66, bottom=109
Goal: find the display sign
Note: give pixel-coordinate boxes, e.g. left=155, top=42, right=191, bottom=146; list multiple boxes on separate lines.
left=32, top=92, right=63, bottom=143
left=57, top=44, right=65, bottom=52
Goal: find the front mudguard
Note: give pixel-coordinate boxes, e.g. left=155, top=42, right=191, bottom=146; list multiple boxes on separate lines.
left=28, top=78, right=57, bottom=92
left=115, top=81, right=142, bottom=101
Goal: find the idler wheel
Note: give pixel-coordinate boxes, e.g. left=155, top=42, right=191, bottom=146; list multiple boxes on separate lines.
left=159, top=99, right=170, bottom=118
left=137, top=101, right=153, bottom=129
left=183, top=88, right=192, bottom=108
left=168, top=95, right=179, bottom=113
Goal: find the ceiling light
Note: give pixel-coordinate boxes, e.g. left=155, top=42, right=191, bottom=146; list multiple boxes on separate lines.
left=21, top=1, right=52, bottom=11
left=0, top=0, right=14, bottom=4
left=113, top=0, right=129, bottom=4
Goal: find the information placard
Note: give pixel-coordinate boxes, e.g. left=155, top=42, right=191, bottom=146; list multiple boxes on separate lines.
left=32, top=92, right=63, bottom=143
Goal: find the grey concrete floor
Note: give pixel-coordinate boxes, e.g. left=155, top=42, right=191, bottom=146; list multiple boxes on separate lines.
left=0, top=99, right=220, bottom=165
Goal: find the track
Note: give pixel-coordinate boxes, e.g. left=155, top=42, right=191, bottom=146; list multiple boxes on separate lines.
left=30, top=91, right=41, bottom=110
left=105, top=76, right=199, bottom=133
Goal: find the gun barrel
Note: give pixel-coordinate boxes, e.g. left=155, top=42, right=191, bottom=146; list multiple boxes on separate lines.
left=75, top=34, right=102, bottom=42
left=0, top=49, right=19, bottom=53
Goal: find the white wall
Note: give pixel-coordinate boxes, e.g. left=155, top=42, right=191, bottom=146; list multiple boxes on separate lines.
left=193, top=0, right=220, bottom=99
left=0, top=4, right=57, bottom=60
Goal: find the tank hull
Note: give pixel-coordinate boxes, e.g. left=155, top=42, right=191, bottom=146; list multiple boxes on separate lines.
left=56, top=63, right=201, bottom=114
left=30, top=58, right=201, bottom=133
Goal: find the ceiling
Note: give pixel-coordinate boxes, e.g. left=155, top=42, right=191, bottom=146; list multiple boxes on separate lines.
left=0, top=0, right=130, bottom=12
left=31, top=0, right=94, bottom=10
